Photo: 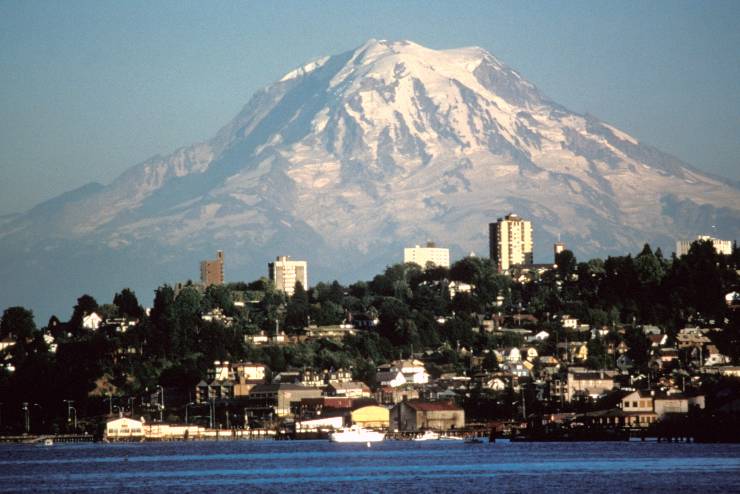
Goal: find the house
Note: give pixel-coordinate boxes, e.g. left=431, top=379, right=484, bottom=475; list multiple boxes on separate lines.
left=0, top=337, right=15, bottom=352
left=300, top=369, right=325, bottom=388
left=561, top=315, right=578, bottom=330
left=43, top=333, right=57, bottom=353
left=391, top=400, right=465, bottom=432
left=105, top=417, right=144, bottom=440
left=305, top=324, right=356, bottom=340
left=350, top=312, right=379, bottom=329
left=619, top=390, right=658, bottom=427
left=196, top=361, right=268, bottom=403
left=503, top=347, right=522, bottom=364
left=448, top=281, right=473, bottom=298
left=272, top=371, right=301, bottom=384
left=532, top=330, right=550, bottom=341
left=557, top=342, right=588, bottom=362
left=390, top=359, right=430, bottom=385
left=642, top=325, right=663, bottom=336
left=298, top=397, right=353, bottom=419
left=376, top=369, right=407, bottom=388
left=326, top=368, right=353, bottom=384
left=616, top=341, right=629, bottom=354
left=351, top=405, right=390, bottom=429
left=247, top=383, right=322, bottom=417
left=591, top=327, right=609, bottom=339
left=201, top=308, right=234, bottom=327
left=538, top=356, right=560, bottom=368
left=654, top=393, right=705, bottom=417
left=326, top=381, right=371, bottom=398
left=565, top=369, right=616, bottom=402
left=375, top=385, right=419, bottom=405
left=704, top=346, right=731, bottom=366
left=102, top=317, right=139, bottom=333
left=648, top=334, right=668, bottom=348
left=483, top=377, right=507, bottom=391
left=657, top=348, right=680, bottom=367
left=246, top=331, right=269, bottom=346
left=82, top=312, right=103, bottom=330
left=501, top=362, right=530, bottom=378
left=232, top=362, right=268, bottom=383
left=676, top=333, right=711, bottom=349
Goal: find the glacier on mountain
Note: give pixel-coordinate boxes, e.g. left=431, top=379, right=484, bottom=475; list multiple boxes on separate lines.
left=1, top=39, right=737, bottom=319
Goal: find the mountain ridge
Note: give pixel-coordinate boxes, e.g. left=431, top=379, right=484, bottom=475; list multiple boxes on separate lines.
left=1, top=39, right=738, bottom=319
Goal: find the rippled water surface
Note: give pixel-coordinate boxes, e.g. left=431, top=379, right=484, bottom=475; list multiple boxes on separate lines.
left=1, top=439, right=738, bottom=493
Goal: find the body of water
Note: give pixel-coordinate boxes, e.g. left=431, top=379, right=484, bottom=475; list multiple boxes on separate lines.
left=0, top=439, right=738, bottom=493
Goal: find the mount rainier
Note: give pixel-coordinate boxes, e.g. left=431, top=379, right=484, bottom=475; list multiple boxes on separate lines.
left=2, top=39, right=738, bottom=318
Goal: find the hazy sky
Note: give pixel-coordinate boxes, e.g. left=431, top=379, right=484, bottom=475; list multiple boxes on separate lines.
left=1, top=0, right=738, bottom=216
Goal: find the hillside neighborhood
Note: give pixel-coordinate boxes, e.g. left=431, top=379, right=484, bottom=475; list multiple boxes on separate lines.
left=0, top=236, right=738, bottom=442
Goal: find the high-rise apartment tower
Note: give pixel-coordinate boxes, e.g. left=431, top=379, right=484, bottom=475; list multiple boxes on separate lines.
left=489, top=214, right=533, bottom=271
left=268, top=256, right=308, bottom=297
left=404, top=242, right=450, bottom=269
left=200, top=250, right=224, bottom=286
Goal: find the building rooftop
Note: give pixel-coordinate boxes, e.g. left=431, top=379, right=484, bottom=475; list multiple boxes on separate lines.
left=405, top=400, right=462, bottom=412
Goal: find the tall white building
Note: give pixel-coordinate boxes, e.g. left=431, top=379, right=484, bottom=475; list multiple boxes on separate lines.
left=489, top=213, right=533, bottom=272
left=676, top=235, right=733, bottom=257
left=268, top=256, right=308, bottom=296
left=403, top=242, right=450, bottom=269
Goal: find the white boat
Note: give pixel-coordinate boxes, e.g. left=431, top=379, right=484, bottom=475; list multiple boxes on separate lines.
left=329, top=425, right=385, bottom=443
left=412, top=430, right=440, bottom=441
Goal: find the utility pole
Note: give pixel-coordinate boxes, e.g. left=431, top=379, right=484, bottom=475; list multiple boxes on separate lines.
left=521, top=385, right=527, bottom=420
left=64, top=400, right=77, bottom=431
left=22, top=402, right=29, bottom=433
left=156, top=385, right=164, bottom=422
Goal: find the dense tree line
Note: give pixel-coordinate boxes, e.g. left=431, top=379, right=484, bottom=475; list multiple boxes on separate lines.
left=0, top=240, right=737, bottom=432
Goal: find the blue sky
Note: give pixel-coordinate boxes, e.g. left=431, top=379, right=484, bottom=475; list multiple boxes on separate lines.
left=1, top=0, right=738, bottom=215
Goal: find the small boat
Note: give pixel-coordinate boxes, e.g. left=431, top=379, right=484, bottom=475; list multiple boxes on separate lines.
left=329, top=425, right=385, bottom=443
left=438, top=434, right=464, bottom=441
left=43, top=438, right=54, bottom=446
left=413, top=430, right=440, bottom=441
left=464, top=436, right=484, bottom=444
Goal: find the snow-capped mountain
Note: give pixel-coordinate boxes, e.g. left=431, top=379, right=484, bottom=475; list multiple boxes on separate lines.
left=2, top=39, right=738, bottom=318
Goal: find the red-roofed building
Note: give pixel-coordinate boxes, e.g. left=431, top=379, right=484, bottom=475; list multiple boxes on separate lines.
left=390, top=400, right=465, bottom=432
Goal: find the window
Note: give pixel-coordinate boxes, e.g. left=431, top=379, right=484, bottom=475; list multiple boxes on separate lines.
left=632, top=401, right=638, bottom=408
left=624, top=401, right=630, bottom=408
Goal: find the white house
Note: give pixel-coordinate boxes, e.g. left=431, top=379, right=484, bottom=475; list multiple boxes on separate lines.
left=503, top=347, right=521, bottom=364
left=105, top=417, right=144, bottom=440
left=391, top=359, right=430, bottom=385
left=705, top=346, right=731, bottom=366
left=327, top=381, right=371, bottom=398
left=0, top=337, right=15, bottom=352
left=484, top=377, right=507, bottom=391
left=533, top=330, right=550, bottom=341
left=246, top=331, right=269, bottom=346
left=82, top=312, right=103, bottom=330
left=561, top=315, right=578, bottom=330
left=376, top=369, right=407, bottom=388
